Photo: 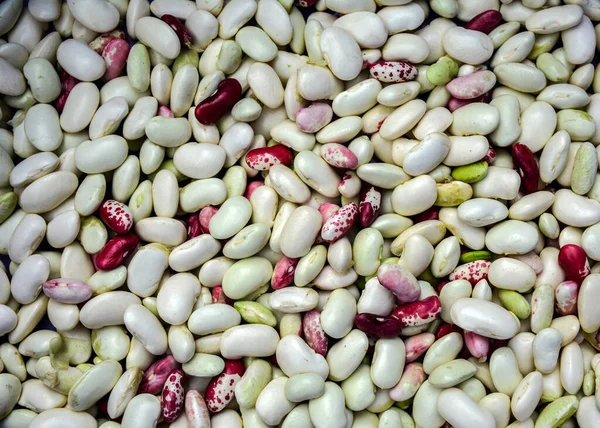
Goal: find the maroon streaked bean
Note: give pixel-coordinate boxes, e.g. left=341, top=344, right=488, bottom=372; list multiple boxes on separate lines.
left=212, top=286, right=233, bottom=305
left=354, top=313, right=403, bottom=337
left=194, top=78, right=242, bottom=125
left=512, top=143, right=540, bottom=194
left=447, top=91, right=492, bottom=112
left=359, top=186, right=381, bottom=227
left=465, top=10, right=503, bottom=34
left=161, top=14, right=193, bottom=49
left=555, top=280, right=578, bottom=316
left=405, top=333, right=436, bottom=362
left=102, top=38, right=130, bottom=81
left=95, top=233, right=139, bottom=271
left=187, top=212, right=201, bottom=240
left=272, top=256, right=298, bottom=290
left=139, top=355, right=180, bottom=395
left=558, top=244, right=590, bottom=285
left=55, top=71, right=80, bottom=112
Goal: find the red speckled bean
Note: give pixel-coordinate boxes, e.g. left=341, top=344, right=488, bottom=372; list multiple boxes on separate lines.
left=369, top=61, right=418, bottom=83
left=95, top=233, right=139, bottom=270
left=320, top=143, right=359, bottom=169
left=205, top=360, right=245, bottom=413
left=303, top=309, right=328, bottom=356
left=245, top=145, right=293, bottom=171
left=377, top=263, right=421, bottom=303
left=194, top=78, right=242, bottom=125
left=185, top=390, right=211, bottom=428
left=449, top=260, right=491, bottom=285
left=162, top=369, right=185, bottom=423
left=321, top=202, right=358, bottom=243
left=391, top=296, right=442, bottom=327
left=99, top=199, right=134, bottom=234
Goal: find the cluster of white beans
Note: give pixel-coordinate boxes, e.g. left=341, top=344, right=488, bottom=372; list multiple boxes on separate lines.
left=5, top=0, right=600, bottom=427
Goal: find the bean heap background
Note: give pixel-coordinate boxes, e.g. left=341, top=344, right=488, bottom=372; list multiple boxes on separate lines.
left=2, top=0, right=600, bottom=427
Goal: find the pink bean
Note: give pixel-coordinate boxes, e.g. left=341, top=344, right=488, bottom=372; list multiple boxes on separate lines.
left=391, top=296, right=442, bottom=327
left=245, top=145, right=293, bottom=171
left=446, top=71, right=496, bottom=100
left=205, top=360, right=245, bottom=413
left=272, top=256, right=298, bottom=290
left=185, top=390, right=211, bottom=428
left=389, top=363, right=426, bottom=402
left=465, top=10, right=503, bottom=34
left=512, top=143, right=540, bottom=194
left=162, top=369, right=185, bottom=423
left=321, top=202, right=358, bottom=243
left=295, top=103, right=333, bottom=133
left=377, top=263, right=421, bottom=303
left=42, top=279, right=93, bottom=304
left=369, top=61, right=418, bottom=83
left=194, top=78, right=242, bottom=125
left=95, top=233, right=139, bottom=271
left=244, top=180, right=264, bottom=199
left=359, top=186, right=381, bottom=227
left=449, top=260, right=491, bottom=285
left=158, top=106, right=175, bottom=118
left=102, top=38, right=130, bottom=81
left=354, top=313, right=403, bottom=337
left=464, top=331, right=490, bottom=361
left=199, top=206, right=218, bottom=234
left=99, top=199, right=134, bottom=234
left=338, top=171, right=361, bottom=198
left=558, top=244, right=590, bottom=285
left=405, top=333, right=435, bottom=362
left=139, top=355, right=180, bottom=394
left=555, top=280, right=579, bottom=316
left=320, top=143, right=359, bottom=169
left=161, top=14, right=193, bottom=49
left=303, top=310, right=328, bottom=356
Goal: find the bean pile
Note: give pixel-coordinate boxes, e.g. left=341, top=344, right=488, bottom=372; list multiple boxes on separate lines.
left=1, top=0, right=600, bottom=427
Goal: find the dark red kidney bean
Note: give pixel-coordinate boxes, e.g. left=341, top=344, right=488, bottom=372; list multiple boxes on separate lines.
left=354, top=313, right=403, bottom=337
left=194, top=78, right=242, bottom=125
left=465, top=10, right=503, bottom=34
left=95, top=233, right=139, bottom=271
left=161, top=14, right=193, bottom=48
left=512, top=143, right=540, bottom=194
